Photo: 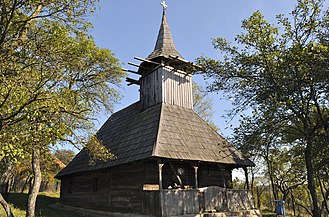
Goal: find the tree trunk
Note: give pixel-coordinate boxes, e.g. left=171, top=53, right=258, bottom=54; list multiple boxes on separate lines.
left=291, top=192, right=296, bottom=216
left=1, top=182, right=9, bottom=201
left=26, top=148, right=42, bottom=217
left=12, top=176, right=20, bottom=192
left=264, top=147, right=277, bottom=200
left=8, top=176, right=14, bottom=193
left=243, top=167, right=249, bottom=190
left=250, top=168, right=255, bottom=207
left=283, top=192, right=287, bottom=202
left=0, top=193, right=14, bottom=217
left=268, top=170, right=277, bottom=200
left=0, top=126, right=13, bottom=216
left=21, top=176, right=31, bottom=193
left=305, top=142, right=321, bottom=217
left=318, top=176, right=329, bottom=215
left=256, top=186, right=261, bottom=209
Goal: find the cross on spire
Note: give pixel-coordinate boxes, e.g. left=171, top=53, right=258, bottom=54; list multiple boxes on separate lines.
left=160, top=1, right=167, bottom=10
left=147, top=0, right=184, bottom=60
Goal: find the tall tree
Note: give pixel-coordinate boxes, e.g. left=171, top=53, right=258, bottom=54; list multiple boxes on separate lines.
left=0, top=1, right=124, bottom=216
left=197, top=0, right=329, bottom=216
left=193, top=82, right=219, bottom=131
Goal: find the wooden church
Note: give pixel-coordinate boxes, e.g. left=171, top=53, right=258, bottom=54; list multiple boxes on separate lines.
left=56, top=3, right=256, bottom=217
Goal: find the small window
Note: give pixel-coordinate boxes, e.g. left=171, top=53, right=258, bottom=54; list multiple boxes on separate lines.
left=92, top=178, right=99, bottom=192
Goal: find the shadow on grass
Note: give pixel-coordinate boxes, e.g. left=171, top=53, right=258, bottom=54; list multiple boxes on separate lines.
left=6, top=193, right=81, bottom=217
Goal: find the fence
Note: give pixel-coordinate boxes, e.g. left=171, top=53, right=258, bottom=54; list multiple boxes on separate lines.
left=160, top=189, right=200, bottom=216
left=201, top=186, right=254, bottom=212
left=142, top=186, right=255, bottom=216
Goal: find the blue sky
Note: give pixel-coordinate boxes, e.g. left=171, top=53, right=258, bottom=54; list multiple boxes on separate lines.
left=89, top=0, right=298, bottom=138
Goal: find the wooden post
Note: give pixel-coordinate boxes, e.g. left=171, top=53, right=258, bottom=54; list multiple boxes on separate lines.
left=194, top=166, right=199, bottom=189
left=243, top=167, right=249, bottom=190
left=158, top=163, right=164, bottom=190
left=158, top=162, right=164, bottom=217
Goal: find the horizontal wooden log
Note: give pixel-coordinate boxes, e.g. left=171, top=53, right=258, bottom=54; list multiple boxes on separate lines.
left=126, top=77, right=140, bottom=86
left=134, top=56, right=160, bottom=65
left=128, top=62, right=150, bottom=70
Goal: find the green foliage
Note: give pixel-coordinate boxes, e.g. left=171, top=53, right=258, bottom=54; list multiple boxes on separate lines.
left=85, top=136, right=116, bottom=165
left=197, top=0, right=329, bottom=215
left=54, top=149, right=75, bottom=165
left=0, top=0, right=124, bottom=161
left=0, top=1, right=124, bottom=216
left=192, top=82, right=219, bottom=131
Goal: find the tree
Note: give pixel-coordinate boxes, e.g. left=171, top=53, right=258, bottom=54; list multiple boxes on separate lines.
left=0, top=1, right=124, bottom=216
left=54, top=149, right=75, bottom=165
left=193, top=82, right=219, bottom=131
left=197, top=0, right=329, bottom=216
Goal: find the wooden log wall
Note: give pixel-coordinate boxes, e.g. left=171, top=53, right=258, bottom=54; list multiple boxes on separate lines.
left=60, top=162, right=145, bottom=213
left=198, top=164, right=232, bottom=188
left=109, top=162, right=144, bottom=213
left=60, top=170, right=110, bottom=209
left=59, top=161, right=239, bottom=216
left=140, top=69, right=163, bottom=110
left=161, top=68, right=193, bottom=109
left=140, top=66, right=193, bottom=111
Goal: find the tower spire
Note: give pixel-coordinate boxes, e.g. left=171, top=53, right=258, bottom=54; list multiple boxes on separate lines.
left=160, top=1, right=167, bottom=11
left=147, top=1, right=184, bottom=60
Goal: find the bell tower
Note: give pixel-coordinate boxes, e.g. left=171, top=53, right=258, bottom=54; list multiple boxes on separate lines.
left=125, top=1, right=199, bottom=110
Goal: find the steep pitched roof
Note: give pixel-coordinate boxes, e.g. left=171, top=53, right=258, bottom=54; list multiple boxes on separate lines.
left=154, top=104, right=252, bottom=165
left=56, top=102, right=253, bottom=178
left=147, top=9, right=184, bottom=60
left=56, top=102, right=160, bottom=177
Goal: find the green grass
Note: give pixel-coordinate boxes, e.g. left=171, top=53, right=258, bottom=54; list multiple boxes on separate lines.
left=1, top=193, right=295, bottom=217
left=0, top=192, right=81, bottom=217
left=262, top=213, right=277, bottom=217
left=262, top=209, right=296, bottom=217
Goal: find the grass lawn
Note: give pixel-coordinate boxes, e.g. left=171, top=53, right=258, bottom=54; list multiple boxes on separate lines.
left=1, top=192, right=292, bottom=217
left=262, top=213, right=277, bottom=217
left=0, top=192, right=82, bottom=217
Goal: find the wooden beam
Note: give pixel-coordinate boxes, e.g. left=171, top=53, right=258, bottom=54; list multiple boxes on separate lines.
left=134, top=56, right=160, bottom=65
left=122, top=68, right=142, bottom=75
left=243, top=167, right=249, bottom=190
left=126, top=77, right=140, bottom=86
left=193, top=166, right=199, bottom=189
left=143, top=57, right=176, bottom=77
left=158, top=163, right=164, bottom=190
left=168, top=55, right=186, bottom=63
left=128, top=62, right=150, bottom=70
left=168, top=55, right=203, bottom=70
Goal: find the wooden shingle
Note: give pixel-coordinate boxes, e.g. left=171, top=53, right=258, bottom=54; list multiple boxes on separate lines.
left=57, top=102, right=253, bottom=178
left=147, top=10, right=183, bottom=60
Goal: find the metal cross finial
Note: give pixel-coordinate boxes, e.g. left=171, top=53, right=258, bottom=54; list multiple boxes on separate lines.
left=160, top=1, right=167, bottom=10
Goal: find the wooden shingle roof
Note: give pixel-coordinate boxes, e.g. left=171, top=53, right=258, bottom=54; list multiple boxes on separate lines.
left=147, top=10, right=184, bottom=60
left=154, top=105, right=252, bottom=165
left=56, top=102, right=253, bottom=178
